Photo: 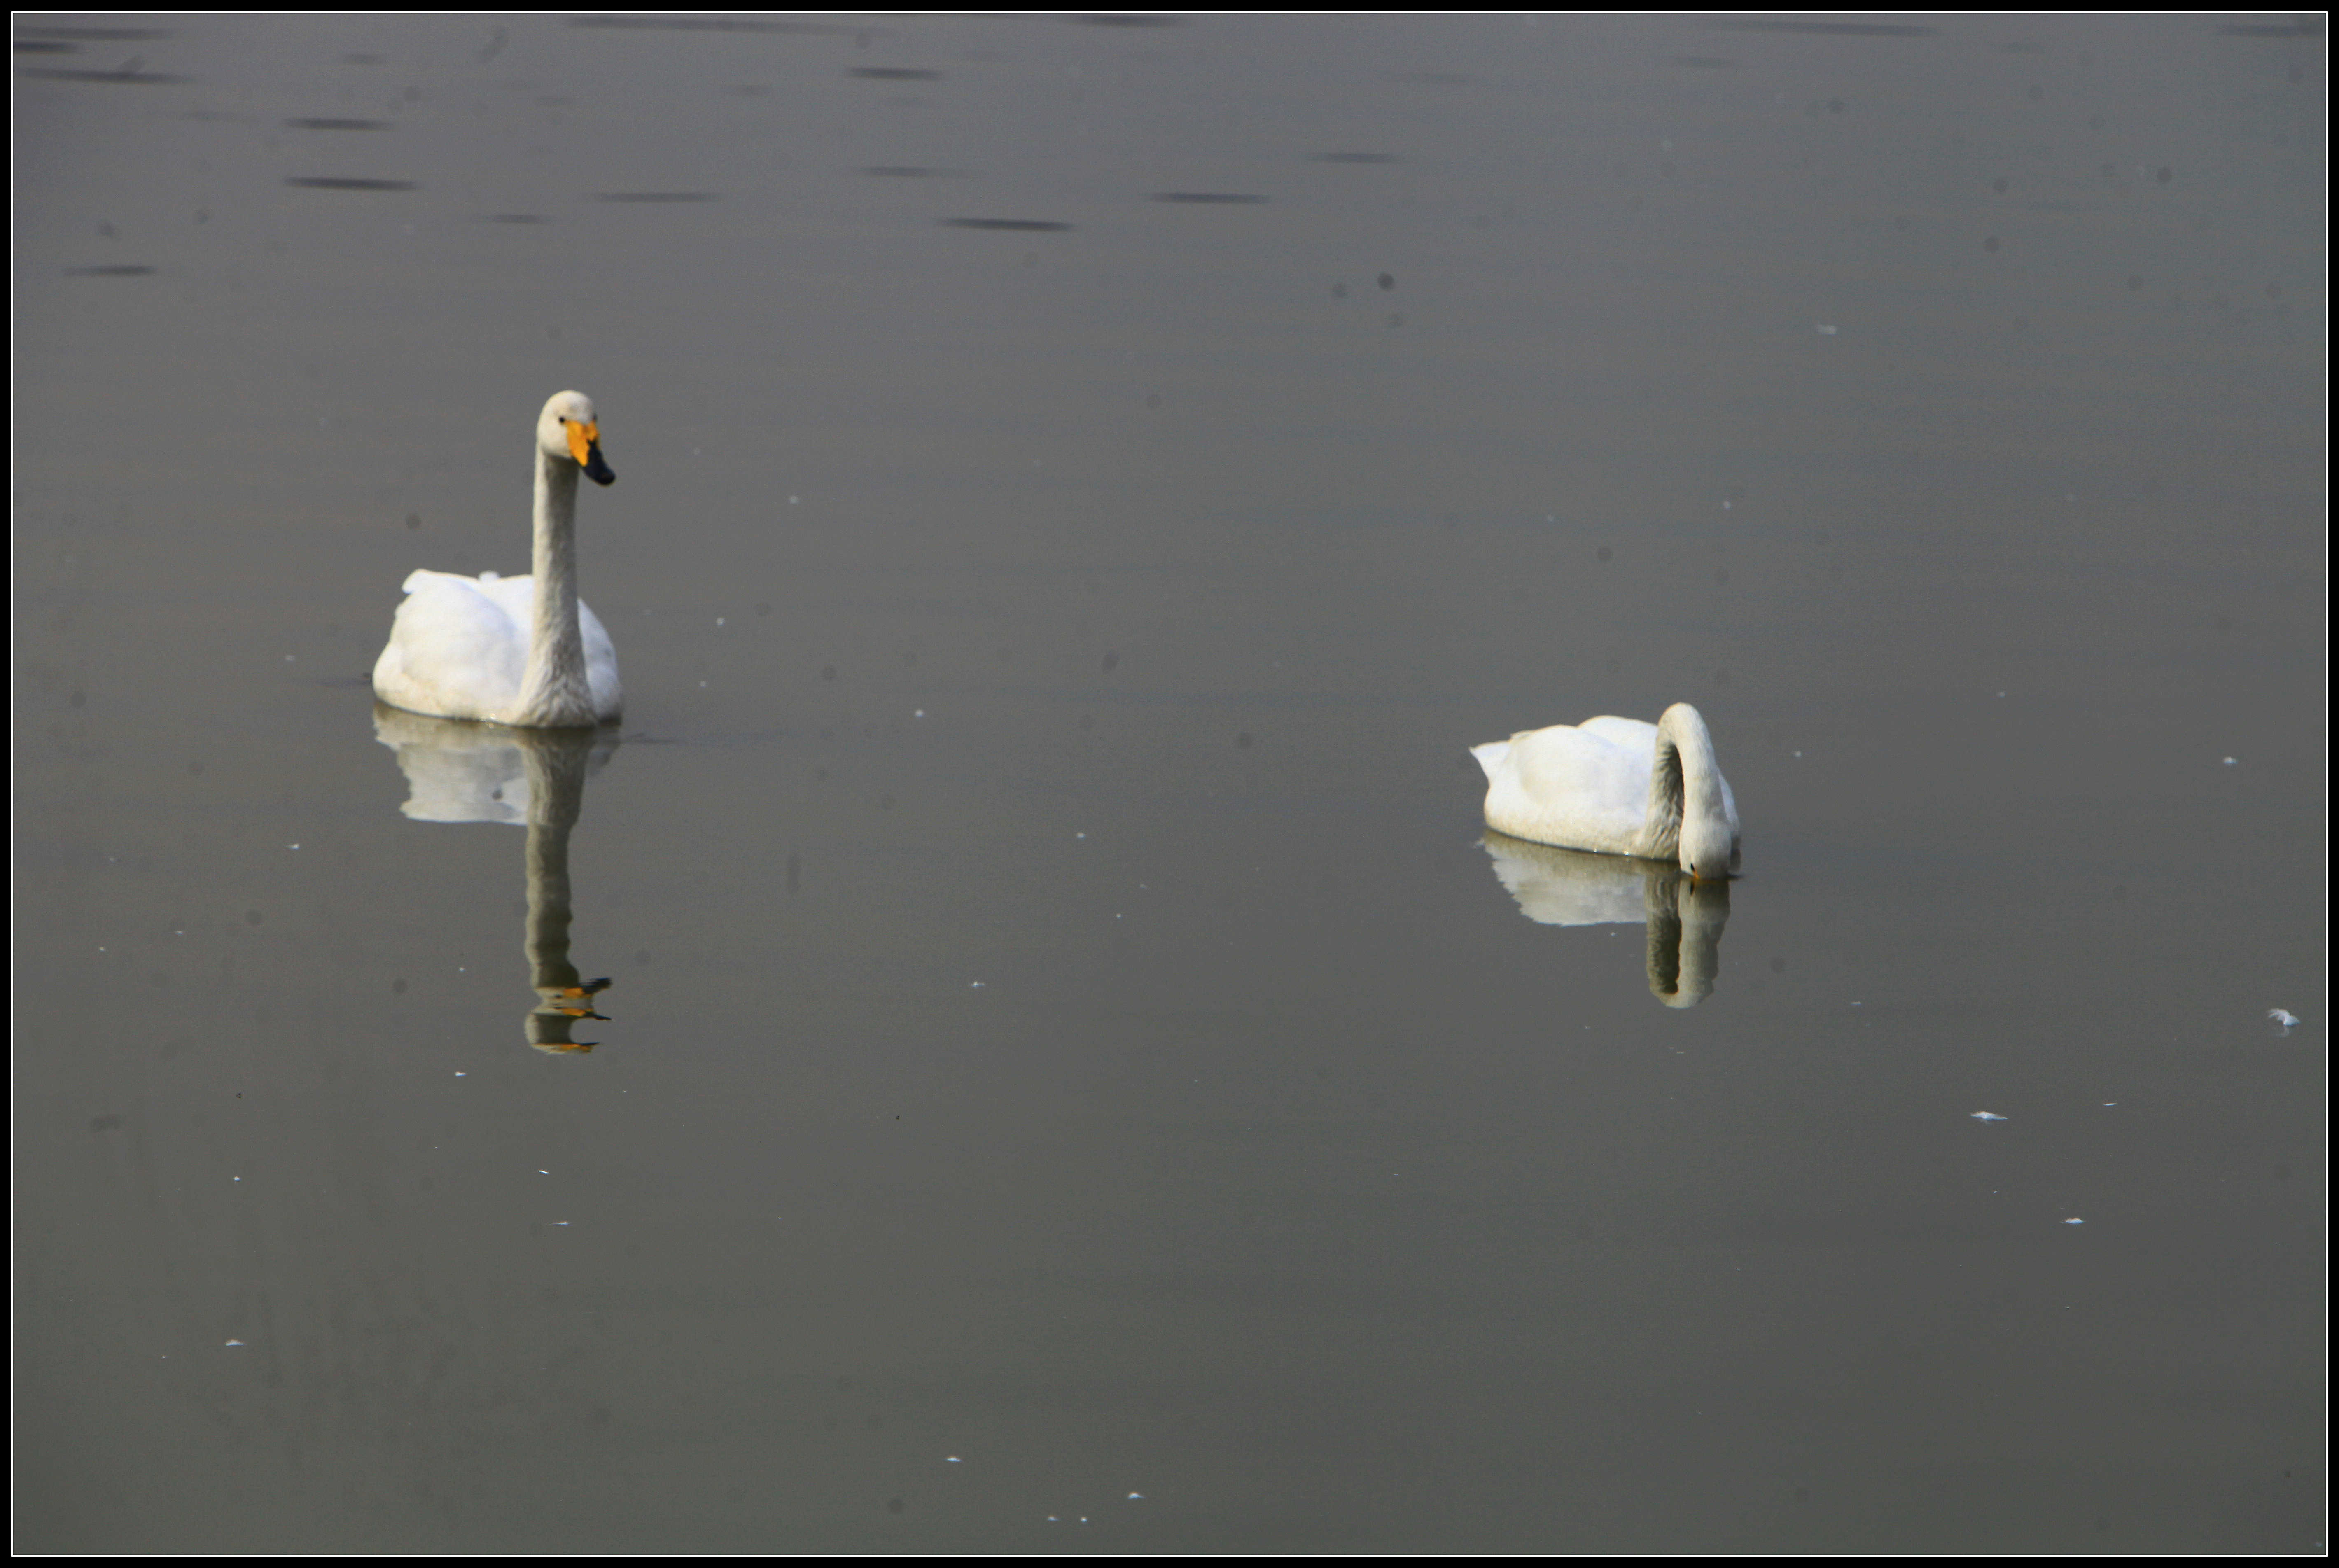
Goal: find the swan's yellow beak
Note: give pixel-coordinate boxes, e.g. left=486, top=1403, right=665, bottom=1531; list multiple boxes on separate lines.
left=565, top=418, right=616, bottom=487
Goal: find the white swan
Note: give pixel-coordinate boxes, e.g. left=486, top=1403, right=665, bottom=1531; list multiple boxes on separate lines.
left=1470, top=702, right=1740, bottom=880
left=371, top=390, right=621, bottom=728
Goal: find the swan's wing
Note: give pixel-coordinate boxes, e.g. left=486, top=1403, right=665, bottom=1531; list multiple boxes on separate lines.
left=374, top=573, right=529, bottom=721
left=463, top=571, right=539, bottom=621
left=1506, top=726, right=1648, bottom=804
left=1480, top=723, right=1650, bottom=854
left=575, top=598, right=623, bottom=719
left=1577, top=715, right=1660, bottom=762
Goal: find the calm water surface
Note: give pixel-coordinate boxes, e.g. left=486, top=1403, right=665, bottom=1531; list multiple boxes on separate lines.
left=16, top=13, right=2323, bottom=1552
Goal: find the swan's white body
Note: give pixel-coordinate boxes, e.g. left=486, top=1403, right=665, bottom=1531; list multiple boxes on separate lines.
left=1471, top=703, right=1739, bottom=880
left=372, top=391, right=621, bottom=728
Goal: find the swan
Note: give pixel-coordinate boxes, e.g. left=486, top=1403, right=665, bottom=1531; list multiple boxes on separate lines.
left=1470, top=702, right=1739, bottom=880
left=371, top=390, right=621, bottom=728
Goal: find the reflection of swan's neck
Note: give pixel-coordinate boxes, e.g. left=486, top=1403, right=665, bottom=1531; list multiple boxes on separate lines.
left=1642, top=706, right=1730, bottom=876
left=523, top=735, right=584, bottom=987
left=1645, top=870, right=1730, bottom=1006
left=521, top=732, right=598, bottom=1050
left=516, top=448, right=590, bottom=727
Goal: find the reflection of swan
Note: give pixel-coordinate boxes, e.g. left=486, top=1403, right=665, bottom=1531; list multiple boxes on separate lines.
left=1470, top=703, right=1739, bottom=880
left=374, top=707, right=619, bottom=1052
left=372, top=391, right=621, bottom=728
left=1479, top=831, right=1732, bottom=1007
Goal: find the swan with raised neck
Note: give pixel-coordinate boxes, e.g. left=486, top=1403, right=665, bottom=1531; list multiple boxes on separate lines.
left=372, top=391, right=621, bottom=728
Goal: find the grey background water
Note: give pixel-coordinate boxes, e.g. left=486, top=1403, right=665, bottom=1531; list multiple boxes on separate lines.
left=14, top=13, right=2323, bottom=1552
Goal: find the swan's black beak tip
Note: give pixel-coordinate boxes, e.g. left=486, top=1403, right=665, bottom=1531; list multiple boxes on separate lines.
left=584, top=452, right=616, bottom=487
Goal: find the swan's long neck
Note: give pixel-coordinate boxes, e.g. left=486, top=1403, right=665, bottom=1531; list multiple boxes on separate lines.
left=1641, top=705, right=1733, bottom=878
left=514, top=446, right=593, bottom=727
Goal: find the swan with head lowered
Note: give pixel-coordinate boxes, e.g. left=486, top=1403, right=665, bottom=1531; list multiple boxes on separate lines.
left=372, top=391, right=621, bottom=728
left=1471, top=703, right=1739, bottom=881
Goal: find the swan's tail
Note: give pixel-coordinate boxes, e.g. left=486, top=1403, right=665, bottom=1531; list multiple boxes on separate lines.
left=1468, top=740, right=1511, bottom=779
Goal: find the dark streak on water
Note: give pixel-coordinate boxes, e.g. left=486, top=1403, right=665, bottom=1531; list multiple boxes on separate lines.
left=22, top=67, right=190, bottom=84
left=284, top=177, right=417, bottom=191
left=944, top=217, right=1074, bottom=232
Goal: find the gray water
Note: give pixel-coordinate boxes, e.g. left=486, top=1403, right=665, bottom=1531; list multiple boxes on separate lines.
left=14, top=14, right=2323, bottom=1552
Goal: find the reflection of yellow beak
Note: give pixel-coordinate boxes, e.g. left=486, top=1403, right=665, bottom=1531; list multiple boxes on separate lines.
left=565, top=418, right=600, bottom=467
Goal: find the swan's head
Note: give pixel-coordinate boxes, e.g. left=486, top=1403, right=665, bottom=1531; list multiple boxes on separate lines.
left=1679, top=814, right=1735, bottom=883
left=538, top=390, right=615, bottom=487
